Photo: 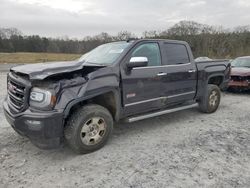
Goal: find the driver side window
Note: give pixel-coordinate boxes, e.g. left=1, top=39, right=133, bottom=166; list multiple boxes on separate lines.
left=131, top=43, right=161, bottom=66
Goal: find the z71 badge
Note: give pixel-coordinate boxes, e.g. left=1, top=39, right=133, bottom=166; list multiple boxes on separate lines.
left=126, top=93, right=136, bottom=98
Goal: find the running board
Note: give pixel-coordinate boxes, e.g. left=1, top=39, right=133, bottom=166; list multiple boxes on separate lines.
left=125, top=103, right=198, bottom=123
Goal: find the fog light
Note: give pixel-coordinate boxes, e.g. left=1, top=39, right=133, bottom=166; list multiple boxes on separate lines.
left=25, top=120, right=43, bottom=131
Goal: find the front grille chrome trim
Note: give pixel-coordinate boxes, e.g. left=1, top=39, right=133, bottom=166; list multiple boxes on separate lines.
left=7, top=72, right=31, bottom=113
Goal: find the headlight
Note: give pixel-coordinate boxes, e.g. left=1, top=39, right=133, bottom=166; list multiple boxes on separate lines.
left=29, top=87, right=56, bottom=110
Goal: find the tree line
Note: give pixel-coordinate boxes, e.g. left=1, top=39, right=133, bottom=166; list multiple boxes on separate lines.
left=0, top=21, right=250, bottom=58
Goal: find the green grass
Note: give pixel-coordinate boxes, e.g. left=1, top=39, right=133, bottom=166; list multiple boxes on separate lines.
left=0, top=52, right=82, bottom=64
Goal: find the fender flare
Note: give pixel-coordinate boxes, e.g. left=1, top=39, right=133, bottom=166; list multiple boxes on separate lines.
left=207, top=73, right=225, bottom=86
left=196, top=73, right=225, bottom=101
left=63, top=88, right=121, bottom=121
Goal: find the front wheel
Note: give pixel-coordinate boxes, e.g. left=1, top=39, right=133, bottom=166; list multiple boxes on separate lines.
left=64, top=104, right=113, bottom=154
left=198, top=84, right=221, bottom=113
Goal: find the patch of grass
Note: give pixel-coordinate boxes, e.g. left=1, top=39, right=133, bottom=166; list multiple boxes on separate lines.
left=0, top=52, right=82, bottom=64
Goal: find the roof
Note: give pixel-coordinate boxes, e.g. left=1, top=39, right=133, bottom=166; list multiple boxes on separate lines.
left=129, top=38, right=189, bottom=45
left=238, top=56, right=250, bottom=59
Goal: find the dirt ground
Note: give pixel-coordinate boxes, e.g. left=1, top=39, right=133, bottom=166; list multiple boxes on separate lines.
left=0, top=69, right=250, bottom=188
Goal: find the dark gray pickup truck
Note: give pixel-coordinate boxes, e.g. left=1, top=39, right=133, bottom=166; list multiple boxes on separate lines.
left=3, top=39, right=230, bottom=154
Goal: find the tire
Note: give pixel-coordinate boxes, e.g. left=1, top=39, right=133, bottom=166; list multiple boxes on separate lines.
left=198, top=84, right=221, bottom=113
left=64, top=104, right=113, bottom=154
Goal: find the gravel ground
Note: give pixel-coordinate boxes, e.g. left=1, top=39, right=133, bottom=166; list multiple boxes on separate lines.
left=0, top=63, right=21, bottom=72
left=0, top=68, right=250, bottom=188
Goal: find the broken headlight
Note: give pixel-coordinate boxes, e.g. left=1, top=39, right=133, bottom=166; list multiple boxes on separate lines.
left=29, top=87, right=56, bottom=110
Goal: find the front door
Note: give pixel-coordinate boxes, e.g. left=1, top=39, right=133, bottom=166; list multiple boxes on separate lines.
left=121, top=42, right=166, bottom=116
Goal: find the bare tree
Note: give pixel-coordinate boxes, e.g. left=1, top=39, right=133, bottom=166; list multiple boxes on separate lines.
left=0, top=27, right=22, bottom=39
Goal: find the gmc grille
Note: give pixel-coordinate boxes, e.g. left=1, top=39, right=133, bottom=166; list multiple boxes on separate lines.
left=7, top=73, right=30, bottom=113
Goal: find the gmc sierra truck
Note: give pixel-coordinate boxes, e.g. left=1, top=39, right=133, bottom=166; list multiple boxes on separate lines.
left=3, top=39, right=230, bottom=154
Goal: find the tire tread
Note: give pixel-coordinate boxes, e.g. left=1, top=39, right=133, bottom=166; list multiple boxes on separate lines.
left=64, top=104, right=113, bottom=154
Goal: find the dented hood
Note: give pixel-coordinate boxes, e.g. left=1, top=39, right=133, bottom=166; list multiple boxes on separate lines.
left=10, top=60, right=103, bottom=80
left=231, top=67, right=250, bottom=76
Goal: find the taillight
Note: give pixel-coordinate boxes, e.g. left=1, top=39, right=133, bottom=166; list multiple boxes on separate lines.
left=225, top=64, right=231, bottom=79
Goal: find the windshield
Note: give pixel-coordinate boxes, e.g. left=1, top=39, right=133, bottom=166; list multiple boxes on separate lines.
left=78, top=42, right=131, bottom=65
left=231, top=58, right=250, bottom=68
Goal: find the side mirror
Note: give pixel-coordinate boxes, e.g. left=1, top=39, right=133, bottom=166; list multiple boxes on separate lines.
left=126, top=57, right=148, bottom=69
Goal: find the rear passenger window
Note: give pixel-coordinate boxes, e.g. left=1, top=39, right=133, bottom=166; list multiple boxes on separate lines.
left=131, top=43, right=161, bottom=66
left=163, top=43, right=190, bottom=65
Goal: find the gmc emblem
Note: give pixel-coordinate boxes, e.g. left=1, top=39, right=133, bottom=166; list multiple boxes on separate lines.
left=8, top=82, right=17, bottom=93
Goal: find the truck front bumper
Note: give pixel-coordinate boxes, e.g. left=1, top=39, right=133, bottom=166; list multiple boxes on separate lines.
left=3, top=99, right=64, bottom=149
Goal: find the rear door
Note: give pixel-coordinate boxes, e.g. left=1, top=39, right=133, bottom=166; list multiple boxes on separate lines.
left=120, top=42, right=166, bottom=115
left=160, top=42, right=197, bottom=104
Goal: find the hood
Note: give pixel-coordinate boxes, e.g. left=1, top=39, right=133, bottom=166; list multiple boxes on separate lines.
left=231, top=67, right=250, bottom=76
left=10, top=61, right=104, bottom=80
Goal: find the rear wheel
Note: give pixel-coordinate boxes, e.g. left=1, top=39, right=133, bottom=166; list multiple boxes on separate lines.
left=64, top=104, right=113, bottom=154
left=198, top=84, right=221, bottom=113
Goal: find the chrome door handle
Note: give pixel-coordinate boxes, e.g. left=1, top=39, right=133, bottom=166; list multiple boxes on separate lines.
left=157, top=72, right=167, bottom=76
left=188, top=69, right=196, bottom=73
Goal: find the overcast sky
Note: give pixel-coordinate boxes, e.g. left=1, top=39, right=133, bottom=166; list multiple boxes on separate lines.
left=1, top=0, right=250, bottom=38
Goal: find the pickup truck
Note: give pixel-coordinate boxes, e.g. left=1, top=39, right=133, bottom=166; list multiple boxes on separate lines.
left=3, top=39, right=230, bottom=154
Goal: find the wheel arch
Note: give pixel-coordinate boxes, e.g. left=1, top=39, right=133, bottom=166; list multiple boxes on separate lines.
left=63, top=89, right=121, bottom=122
left=207, top=74, right=224, bottom=87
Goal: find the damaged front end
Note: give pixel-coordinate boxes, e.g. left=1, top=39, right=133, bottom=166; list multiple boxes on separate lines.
left=3, top=61, right=109, bottom=149
left=9, top=61, right=108, bottom=110
left=228, top=75, right=250, bottom=90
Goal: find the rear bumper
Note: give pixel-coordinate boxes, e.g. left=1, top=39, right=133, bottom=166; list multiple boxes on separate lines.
left=219, top=79, right=230, bottom=91
left=3, top=99, right=64, bottom=149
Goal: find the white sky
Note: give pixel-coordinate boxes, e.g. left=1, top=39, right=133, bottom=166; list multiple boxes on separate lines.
left=1, top=0, right=250, bottom=38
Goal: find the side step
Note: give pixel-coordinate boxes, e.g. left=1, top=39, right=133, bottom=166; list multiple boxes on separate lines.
left=125, top=103, right=198, bottom=123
